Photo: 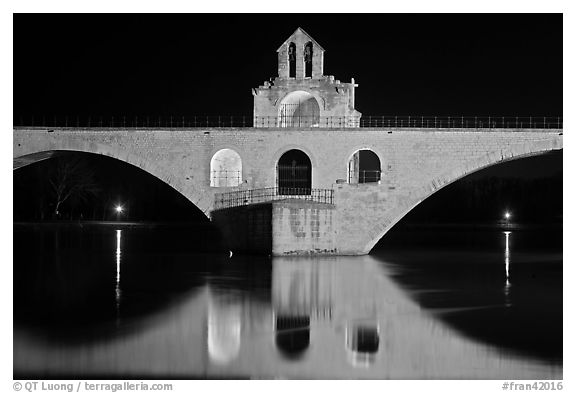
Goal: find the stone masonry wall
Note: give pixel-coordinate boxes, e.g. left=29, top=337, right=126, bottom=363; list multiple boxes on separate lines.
left=272, top=200, right=336, bottom=255
left=210, top=203, right=272, bottom=254
left=14, top=127, right=562, bottom=253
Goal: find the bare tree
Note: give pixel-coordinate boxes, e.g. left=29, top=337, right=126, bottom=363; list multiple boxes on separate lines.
left=49, top=156, right=100, bottom=219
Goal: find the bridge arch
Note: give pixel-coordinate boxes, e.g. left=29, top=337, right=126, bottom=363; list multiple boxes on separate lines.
left=13, top=142, right=209, bottom=217
left=360, top=146, right=562, bottom=254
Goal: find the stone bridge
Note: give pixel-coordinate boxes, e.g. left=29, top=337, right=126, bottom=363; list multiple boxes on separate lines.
left=13, top=126, right=563, bottom=255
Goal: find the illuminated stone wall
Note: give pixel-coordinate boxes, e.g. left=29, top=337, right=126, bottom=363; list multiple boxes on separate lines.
left=13, top=127, right=562, bottom=254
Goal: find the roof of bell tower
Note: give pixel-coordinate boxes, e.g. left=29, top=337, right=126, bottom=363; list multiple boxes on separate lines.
left=276, top=27, right=325, bottom=52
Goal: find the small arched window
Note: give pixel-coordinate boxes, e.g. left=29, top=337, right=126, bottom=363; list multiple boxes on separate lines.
left=210, top=149, right=242, bottom=187
left=304, top=42, right=313, bottom=78
left=348, top=149, right=381, bottom=184
left=288, top=42, right=296, bottom=78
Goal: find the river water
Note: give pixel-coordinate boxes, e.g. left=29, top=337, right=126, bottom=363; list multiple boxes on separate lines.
left=13, top=223, right=562, bottom=379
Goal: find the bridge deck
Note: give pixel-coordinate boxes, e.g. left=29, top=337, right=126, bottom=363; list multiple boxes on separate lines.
left=13, top=126, right=562, bottom=133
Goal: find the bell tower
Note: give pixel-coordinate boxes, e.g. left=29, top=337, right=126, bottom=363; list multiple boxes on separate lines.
left=277, top=27, right=324, bottom=79
left=252, top=27, right=361, bottom=128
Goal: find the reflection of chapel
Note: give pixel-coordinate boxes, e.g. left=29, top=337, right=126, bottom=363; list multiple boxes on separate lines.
left=252, top=27, right=361, bottom=128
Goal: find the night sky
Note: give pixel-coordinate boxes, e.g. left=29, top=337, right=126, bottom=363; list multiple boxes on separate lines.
left=12, top=13, right=563, bottom=223
left=14, top=14, right=562, bottom=117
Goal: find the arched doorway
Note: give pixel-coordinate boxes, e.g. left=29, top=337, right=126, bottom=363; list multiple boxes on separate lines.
left=348, top=149, right=381, bottom=184
left=277, top=149, right=312, bottom=195
left=278, top=91, right=320, bottom=127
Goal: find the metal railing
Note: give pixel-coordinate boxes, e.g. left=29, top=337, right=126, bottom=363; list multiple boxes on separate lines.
left=13, top=115, right=562, bottom=130
left=359, top=116, right=562, bottom=129
left=210, top=170, right=242, bottom=188
left=348, top=170, right=382, bottom=184
left=214, top=187, right=334, bottom=210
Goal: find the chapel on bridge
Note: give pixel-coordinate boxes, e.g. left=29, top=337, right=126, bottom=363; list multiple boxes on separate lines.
left=252, top=27, right=361, bottom=128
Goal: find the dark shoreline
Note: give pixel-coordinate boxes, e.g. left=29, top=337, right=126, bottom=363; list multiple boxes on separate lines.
left=12, top=221, right=214, bottom=228
left=13, top=220, right=562, bottom=230
left=399, top=222, right=562, bottom=230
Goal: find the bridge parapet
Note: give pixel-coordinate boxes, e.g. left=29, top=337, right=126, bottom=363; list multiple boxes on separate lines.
left=214, top=187, right=334, bottom=210
left=14, top=115, right=563, bottom=130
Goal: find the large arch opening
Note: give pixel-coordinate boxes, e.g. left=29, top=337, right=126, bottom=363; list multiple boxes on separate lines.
left=210, top=148, right=242, bottom=188
left=348, top=149, right=382, bottom=184
left=13, top=150, right=209, bottom=223
left=278, top=91, right=320, bottom=128
left=369, top=150, right=563, bottom=253
left=277, top=149, right=312, bottom=195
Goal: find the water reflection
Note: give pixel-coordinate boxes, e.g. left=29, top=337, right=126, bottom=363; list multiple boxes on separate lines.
left=345, top=321, right=380, bottom=368
left=207, top=293, right=242, bottom=365
left=115, top=230, right=122, bottom=313
left=13, top=225, right=562, bottom=379
left=375, top=226, right=562, bottom=363
left=504, top=231, right=511, bottom=307
left=275, top=316, right=310, bottom=359
left=14, top=251, right=561, bottom=379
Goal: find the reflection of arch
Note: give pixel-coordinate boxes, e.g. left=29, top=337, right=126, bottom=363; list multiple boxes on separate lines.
left=277, top=149, right=312, bottom=195
left=275, top=315, right=310, bottom=359
left=278, top=91, right=320, bottom=128
left=347, top=149, right=381, bottom=184
left=210, top=148, right=242, bottom=187
left=288, top=42, right=296, bottom=78
left=304, top=41, right=313, bottom=78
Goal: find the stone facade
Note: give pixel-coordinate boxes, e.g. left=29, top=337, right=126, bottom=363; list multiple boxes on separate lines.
left=210, top=203, right=272, bottom=254
left=252, top=27, right=361, bottom=128
left=211, top=199, right=336, bottom=256
left=272, top=200, right=336, bottom=255
left=13, top=127, right=562, bottom=254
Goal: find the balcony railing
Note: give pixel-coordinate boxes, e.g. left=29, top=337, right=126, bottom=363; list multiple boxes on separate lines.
left=14, top=115, right=563, bottom=130
left=210, top=170, right=242, bottom=188
left=214, top=187, right=334, bottom=210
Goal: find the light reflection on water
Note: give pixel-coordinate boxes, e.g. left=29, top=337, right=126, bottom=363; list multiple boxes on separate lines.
left=13, top=225, right=562, bottom=379
left=115, top=229, right=122, bottom=313
left=504, top=231, right=511, bottom=307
